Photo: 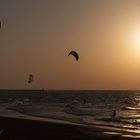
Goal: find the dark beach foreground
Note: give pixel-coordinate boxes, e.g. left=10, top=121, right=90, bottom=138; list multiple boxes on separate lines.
left=0, top=115, right=139, bottom=140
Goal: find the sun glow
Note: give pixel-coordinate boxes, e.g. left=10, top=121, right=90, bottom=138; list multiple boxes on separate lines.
left=128, top=28, right=140, bottom=56
left=134, top=30, right=140, bottom=47
left=125, top=28, right=140, bottom=61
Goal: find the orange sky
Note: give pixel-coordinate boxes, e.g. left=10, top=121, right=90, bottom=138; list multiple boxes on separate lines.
left=1, top=0, right=140, bottom=89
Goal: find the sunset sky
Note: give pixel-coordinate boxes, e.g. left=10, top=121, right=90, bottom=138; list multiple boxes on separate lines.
left=1, top=0, right=140, bottom=90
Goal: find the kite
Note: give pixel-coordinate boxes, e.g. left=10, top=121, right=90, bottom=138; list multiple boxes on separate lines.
left=28, top=74, right=34, bottom=83
left=68, top=51, right=79, bottom=61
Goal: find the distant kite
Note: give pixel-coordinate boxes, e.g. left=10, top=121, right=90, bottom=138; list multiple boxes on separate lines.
left=28, top=74, right=34, bottom=83
left=68, top=51, right=79, bottom=61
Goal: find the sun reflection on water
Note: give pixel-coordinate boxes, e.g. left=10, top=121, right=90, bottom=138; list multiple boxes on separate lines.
left=113, top=92, right=140, bottom=136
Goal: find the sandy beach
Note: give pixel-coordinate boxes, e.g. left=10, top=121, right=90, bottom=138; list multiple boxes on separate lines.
left=0, top=115, right=139, bottom=140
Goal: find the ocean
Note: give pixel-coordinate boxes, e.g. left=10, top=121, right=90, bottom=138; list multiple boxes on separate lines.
left=0, top=90, right=140, bottom=137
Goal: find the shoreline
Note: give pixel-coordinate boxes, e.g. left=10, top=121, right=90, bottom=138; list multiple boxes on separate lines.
left=0, top=115, right=139, bottom=140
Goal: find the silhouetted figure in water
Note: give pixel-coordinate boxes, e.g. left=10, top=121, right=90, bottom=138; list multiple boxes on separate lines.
left=0, top=21, right=1, bottom=29
left=112, top=110, right=116, bottom=118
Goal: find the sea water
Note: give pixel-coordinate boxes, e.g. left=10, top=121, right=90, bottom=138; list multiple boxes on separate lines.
left=0, top=90, right=140, bottom=136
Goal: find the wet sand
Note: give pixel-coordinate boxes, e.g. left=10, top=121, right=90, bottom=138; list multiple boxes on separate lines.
left=0, top=115, right=139, bottom=140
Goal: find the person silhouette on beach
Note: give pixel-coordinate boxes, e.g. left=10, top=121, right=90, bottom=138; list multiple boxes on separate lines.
left=83, top=99, right=86, bottom=104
